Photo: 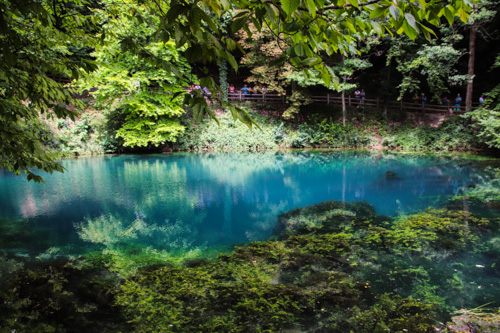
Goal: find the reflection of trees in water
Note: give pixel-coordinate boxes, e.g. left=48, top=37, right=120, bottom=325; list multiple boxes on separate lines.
left=6, top=151, right=493, bottom=220
left=194, top=151, right=308, bottom=186
left=119, top=159, right=202, bottom=223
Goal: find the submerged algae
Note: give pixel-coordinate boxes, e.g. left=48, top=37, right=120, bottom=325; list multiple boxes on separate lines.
left=1, top=199, right=500, bottom=332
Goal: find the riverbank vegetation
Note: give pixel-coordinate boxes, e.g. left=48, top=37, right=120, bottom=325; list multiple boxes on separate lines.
left=41, top=100, right=483, bottom=155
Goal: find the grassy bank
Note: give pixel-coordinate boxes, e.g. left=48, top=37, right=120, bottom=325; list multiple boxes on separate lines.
left=41, top=101, right=486, bottom=157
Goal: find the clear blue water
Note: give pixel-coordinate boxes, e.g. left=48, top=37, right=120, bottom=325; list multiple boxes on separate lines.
left=0, top=151, right=497, bottom=256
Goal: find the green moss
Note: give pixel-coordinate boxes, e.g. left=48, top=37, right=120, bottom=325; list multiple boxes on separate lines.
left=389, top=208, right=489, bottom=254
left=0, top=259, right=124, bottom=332
left=2, top=199, right=500, bottom=331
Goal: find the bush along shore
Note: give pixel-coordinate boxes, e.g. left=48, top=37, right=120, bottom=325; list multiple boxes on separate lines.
left=40, top=101, right=488, bottom=157
left=1, top=193, right=500, bottom=332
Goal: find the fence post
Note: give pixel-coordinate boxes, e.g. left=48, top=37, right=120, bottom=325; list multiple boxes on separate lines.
left=348, top=95, right=351, bottom=107
left=400, top=99, right=403, bottom=111
left=377, top=97, right=379, bottom=108
left=327, top=93, right=330, bottom=105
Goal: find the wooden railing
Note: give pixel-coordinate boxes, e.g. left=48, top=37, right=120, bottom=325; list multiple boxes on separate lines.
left=220, top=91, right=480, bottom=113
left=227, top=92, right=286, bottom=102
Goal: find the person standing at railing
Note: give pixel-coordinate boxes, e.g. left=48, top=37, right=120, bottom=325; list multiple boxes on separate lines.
left=454, top=93, right=462, bottom=111
left=421, top=93, right=427, bottom=109
left=241, top=84, right=249, bottom=99
left=360, top=89, right=365, bottom=104
left=354, top=89, right=360, bottom=103
left=479, top=94, right=485, bottom=104
left=442, top=96, right=452, bottom=113
left=413, top=93, right=420, bottom=104
left=228, top=84, right=235, bottom=100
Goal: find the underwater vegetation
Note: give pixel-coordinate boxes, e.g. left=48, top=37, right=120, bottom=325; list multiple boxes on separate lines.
left=1, top=195, right=500, bottom=331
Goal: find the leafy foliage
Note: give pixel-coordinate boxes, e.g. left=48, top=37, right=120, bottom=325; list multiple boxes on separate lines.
left=77, top=0, right=190, bottom=148
left=0, top=0, right=99, bottom=181
left=382, top=116, right=479, bottom=151
left=238, top=23, right=293, bottom=96
left=387, top=32, right=467, bottom=102
left=133, top=0, right=474, bottom=122
left=300, top=118, right=373, bottom=148
left=470, top=69, right=500, bottom=149
left=44, top=110, right=111, bottom=156
left=176, top=107, right=282, bottom=151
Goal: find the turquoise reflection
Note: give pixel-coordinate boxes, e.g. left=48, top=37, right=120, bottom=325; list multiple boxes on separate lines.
left=0, top=151, right=498, bottom=256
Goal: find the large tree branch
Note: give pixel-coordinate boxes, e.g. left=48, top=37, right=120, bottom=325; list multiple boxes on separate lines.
left=322, top=0, right=384, bottom=11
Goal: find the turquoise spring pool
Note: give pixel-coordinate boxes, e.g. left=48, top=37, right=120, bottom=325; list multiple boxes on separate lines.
left=1, top=151, right=499, bottom=256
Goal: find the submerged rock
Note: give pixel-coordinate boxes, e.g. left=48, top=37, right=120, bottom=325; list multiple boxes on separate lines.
left=385, top=170, right=402, bottom=180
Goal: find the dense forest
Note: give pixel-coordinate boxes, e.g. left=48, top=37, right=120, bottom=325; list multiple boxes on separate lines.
left=1, top=0, right=500, bottom=182
left=2, top=0, right=500, bottom=331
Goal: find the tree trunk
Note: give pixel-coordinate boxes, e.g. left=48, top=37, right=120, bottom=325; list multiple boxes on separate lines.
left=341, top=54, right=346, bottom=126
left=465, top=5, right=477, bottom=112
left=342, top=85, right=346, bottom=126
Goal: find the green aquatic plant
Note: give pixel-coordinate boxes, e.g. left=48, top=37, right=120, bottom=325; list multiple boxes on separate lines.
left=116, top=257, right=305, bottom=331
left=75, top=214, right=217, bottom=278
left=0, top=254, right=24, bottom=281
left=76, top=214, right=204, bottom=250
left=346, top=295, right=437, bottom=333
left=114, top=219, right=454, bottom=332
left=280, top=200, right=500, bottom=318
left=389, top=208, right=489, bottom=255
left=0, top=259, right=125, bottom=332
left=449, top=167, right=500, bottom=211
left=3, top=198, right=500, bottom=331
left=76, top=215, right=146, bottom=245
left=0, top=217, right=46, bottom=250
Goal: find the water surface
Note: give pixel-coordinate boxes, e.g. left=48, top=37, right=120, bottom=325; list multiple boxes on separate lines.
left=0, top=151, right=497, bottom=256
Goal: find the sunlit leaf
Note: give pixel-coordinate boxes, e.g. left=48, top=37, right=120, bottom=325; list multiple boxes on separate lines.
left=390, top=5, right=401, bottom=21
left=306, top=0, right=317, bottom=17
left=369, top=5, right=387, bottom=19
left=405, top=13, right=419, bottom=32
left=281, top=0, right=300, bottom=16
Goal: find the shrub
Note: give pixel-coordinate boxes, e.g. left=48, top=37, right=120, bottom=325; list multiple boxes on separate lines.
left=175, top=109, right=280, bottom=151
